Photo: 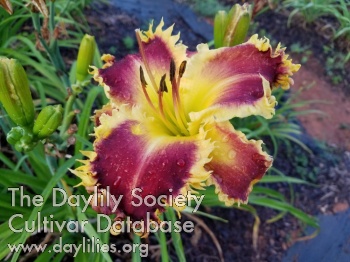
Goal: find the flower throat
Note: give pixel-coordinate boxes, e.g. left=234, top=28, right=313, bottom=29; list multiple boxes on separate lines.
left=136, top=30, right=189, bottom=136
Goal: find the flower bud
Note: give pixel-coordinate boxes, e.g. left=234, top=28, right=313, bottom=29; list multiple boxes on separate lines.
left=0, top=0, right=12, bottom=14
left=214, top=11, right=228, bottom=49
left=15, top=133, right=37, bottom=152
left=7, top=127, right=37, bottom=152
left=33, top=104, right=63, bottom=139
left=76, top=34, right=96, bottom=82
left=214, top=4, right=252, bottom=48
left=6, top=126, right=25, bottom=145
left=0, top=57, right=35, bottom=127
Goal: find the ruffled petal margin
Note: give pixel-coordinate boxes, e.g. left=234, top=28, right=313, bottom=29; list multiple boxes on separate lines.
left=74, top=106, right=213, bottom=223
left=204, top=121, right=272, bottom=205
left=182, top=35, right=300, bottom=127
left=91, top=20, right=187, bottom=109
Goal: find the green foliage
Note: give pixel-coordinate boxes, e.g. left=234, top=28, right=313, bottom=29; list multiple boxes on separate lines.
left=123, top=36, right=135, bottom=50
left=193, top=0, right=226, bottom=17
left=290, top=42, right=312, bottom=64
left=282, top=0, right=350, bottom=39
left=323, top=45, right=348, bottom=85
left=0, top=1, right=111, bottom=261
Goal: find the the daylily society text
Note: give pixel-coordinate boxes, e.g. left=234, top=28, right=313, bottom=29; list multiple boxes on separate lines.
left=8, top=186, right=204, bottom=212
left=7, top=186, right=202, bottom=234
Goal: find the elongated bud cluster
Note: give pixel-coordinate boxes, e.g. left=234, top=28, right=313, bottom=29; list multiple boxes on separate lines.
left=6, top=105, right=63, bottom=152
left=6, top=127, right=25, bottom=146
left=76, top=34, right=96, bottom=82
left=33, top=105, right=63, bottom=139
left=0, top=0, right=12, bottom=14
left=0, top=57, right=35, bottom=128
left=7, top=127, right=37, bottom=152
left=214, top=3, right=252, bottom=48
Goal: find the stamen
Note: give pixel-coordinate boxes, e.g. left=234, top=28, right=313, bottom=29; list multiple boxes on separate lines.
left=135, top=31, right=188, bottom=136
left=139, top=66, right=148, bottom=86
left=140, top=66, right=156, bottom=111
left=179, top=60, right=187, bottom=78
left=139, top=68, right=178, bottom=134
left=170, top=59, right=176, bottom=82
left=158, top=74, right=167, bottom=118
left=160, top=74, right=168, bottom=93
left=177, top=60, right=190, bottom=123
left=135, top=30, right=158, bottom=93
left=157, top=74, right=180, bottom=135
left=169, top=60, right=189, bottom=135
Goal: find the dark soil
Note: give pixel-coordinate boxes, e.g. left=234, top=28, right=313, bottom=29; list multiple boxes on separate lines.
left=83, top=1, right=350, bottom=261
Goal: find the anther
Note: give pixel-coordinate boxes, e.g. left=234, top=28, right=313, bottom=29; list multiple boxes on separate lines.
left=179, top=61, right=187, bottom=78
left=139, top=66, right=148, bottom=86
left=160, top=74, right=168, bottom=93
left=170, top=59, right=176, bottom=82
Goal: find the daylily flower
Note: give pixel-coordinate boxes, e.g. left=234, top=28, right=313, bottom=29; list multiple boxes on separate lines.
left=74, top=20, right=300, bottom=232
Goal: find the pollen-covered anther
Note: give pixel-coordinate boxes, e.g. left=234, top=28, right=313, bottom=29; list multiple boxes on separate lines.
left=170, top=59, right=176, bottom=82
left=179, top=60, right=187, bottom=78
left=139, top=66, right=157, bottom=112
left=139, top=66, right=148, bottom=87
left=159, top=74, right=168, bottom=93
left=157, top=74, right=168, bottom=120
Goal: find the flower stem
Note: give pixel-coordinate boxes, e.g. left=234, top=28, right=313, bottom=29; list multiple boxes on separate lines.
left=59, top=94, right=76, bottom=138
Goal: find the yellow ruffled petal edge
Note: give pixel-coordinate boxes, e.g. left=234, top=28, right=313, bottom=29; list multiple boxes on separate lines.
left=138, top=18, right=187, bottom=65
left=248, top=34, right=301, bottom=90
left=70, top=150, right=98, bottom=191
left=88, top=54, right=116, bottom=100
left=205, top=139, right=269, bottom=207
left=204, top=121, right=273, bottom=206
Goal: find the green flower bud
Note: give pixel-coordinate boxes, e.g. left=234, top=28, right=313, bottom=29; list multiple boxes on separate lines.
left=6, top=126, right=25, bottom=145
left=7, top=127, right=37, bottom=152
left=214, top=4, right=252, bottom=48
left=33, top=104, right=63, bottom=139
left=76, top=34, right=96, bottom=82
left=0, top=57, right=35, bottom=127
left=14, top=133, right=36, bottom=152
left=214, top=11, right=228, bottom=48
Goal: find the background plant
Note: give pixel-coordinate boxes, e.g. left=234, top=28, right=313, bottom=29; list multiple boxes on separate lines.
left=282, top=0, right=350, bottom=39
